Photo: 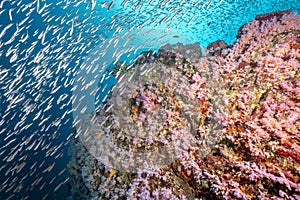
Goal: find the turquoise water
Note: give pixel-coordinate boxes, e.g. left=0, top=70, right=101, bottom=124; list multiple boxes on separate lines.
left=0, top=0, right=299, bottom=199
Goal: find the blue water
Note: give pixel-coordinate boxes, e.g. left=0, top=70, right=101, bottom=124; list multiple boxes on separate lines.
left=0, top=0, right=299, bottom=199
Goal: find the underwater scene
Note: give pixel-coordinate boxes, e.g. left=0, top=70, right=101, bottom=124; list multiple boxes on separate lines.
left=0, top=0, right=300, bottom=199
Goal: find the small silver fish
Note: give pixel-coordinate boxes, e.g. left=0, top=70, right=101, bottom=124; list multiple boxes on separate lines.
left=8, top=8, right=14, bottom=21
left=0, top=23, right=13, bottom=39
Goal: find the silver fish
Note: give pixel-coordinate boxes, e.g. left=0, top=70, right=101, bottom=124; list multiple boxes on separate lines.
left=0, top=23, right=13, bottom=39
left=8, top=8, right=14, bottom=21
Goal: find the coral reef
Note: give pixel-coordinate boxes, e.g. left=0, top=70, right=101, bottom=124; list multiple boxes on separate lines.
left=68, top=11, right=300, bottom=199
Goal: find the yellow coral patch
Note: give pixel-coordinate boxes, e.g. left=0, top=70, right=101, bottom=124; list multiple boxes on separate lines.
left=97, top=132, right=103, bottom=138
left=131, top=105, right=138, bottom=113
left=121, top=136, right=125, bottom=141
left=251, top=103, right=257, bottom=109
left=131, top=115, right=136, bottom=122
left=109, top=169, right=115, bottom=178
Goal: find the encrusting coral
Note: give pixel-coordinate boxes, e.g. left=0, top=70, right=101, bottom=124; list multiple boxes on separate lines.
left=68, top=11, right=300, bottom=199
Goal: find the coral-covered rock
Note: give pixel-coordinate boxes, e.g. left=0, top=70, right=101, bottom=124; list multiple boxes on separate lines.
left=207, top=39, right=227, bottom=49
left=207, top=40, right=228, bottom=56
left=159, top=42, right=202, bottom=62
left=134, top=50, right=157, bottom=65
left=255, top=10, right=292, bottom=21
left=68, top=11, right=300, bottom=200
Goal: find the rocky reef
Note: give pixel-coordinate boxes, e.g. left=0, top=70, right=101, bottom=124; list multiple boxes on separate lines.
left=68, top=11, right=300, bottom=199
